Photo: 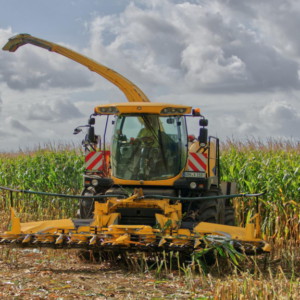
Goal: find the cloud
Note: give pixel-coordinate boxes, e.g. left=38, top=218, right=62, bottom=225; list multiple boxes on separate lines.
left=219, top=115, right=259, bottom=136
left=219, top=1, right=300, bottom=61
left=259, top=100, right=298, bottom=123
left=5, top=117, right=31, bottom=132
left=1, top=1, right=300, bottom=151
left=0, top=28, right=94, bottom=91
left=2, top=1, right=300, bottom=96
left=0, top=94, right=2, bottom=115
left=0, top=129, right=10, bottom=137
left=259, top=99, right=300, bottom=136
left=214, top=97, right=300, bottom=139
left=81, top=0, right=300, bottom=95
left=24, top=99, right=84, bottom=122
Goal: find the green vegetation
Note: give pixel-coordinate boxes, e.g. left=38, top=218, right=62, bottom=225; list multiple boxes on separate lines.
left=220, top=139, right=300, bottom=239
left=0, top=145, right=84, bottom=220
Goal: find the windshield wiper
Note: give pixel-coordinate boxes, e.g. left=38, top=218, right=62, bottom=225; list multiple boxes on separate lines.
left=158, top=128, right=169, bottom=173
left=142, top=116, right=160, bottom=143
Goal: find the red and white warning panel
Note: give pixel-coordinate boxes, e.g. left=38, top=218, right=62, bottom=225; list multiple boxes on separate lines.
left=188, top=152, right=207, bottom=172
left=85, top=151, right=104, bottom=171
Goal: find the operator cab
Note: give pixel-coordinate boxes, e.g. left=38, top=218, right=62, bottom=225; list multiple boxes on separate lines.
left=111, top=114, right=188, bottom=181
left=76, top=102, right=217, bottom=225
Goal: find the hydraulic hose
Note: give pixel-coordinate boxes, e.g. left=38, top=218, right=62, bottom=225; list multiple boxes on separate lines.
left=0, top=186, right=126, bottom=199
left=138, top=191, right=266, bottom=201
left=0, top=185, right=266, bottom=201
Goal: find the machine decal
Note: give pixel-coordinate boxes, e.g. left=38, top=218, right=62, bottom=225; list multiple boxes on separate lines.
left=188, top=152, right=207, bottom=172
left=85, top=151, right=104, bottom=171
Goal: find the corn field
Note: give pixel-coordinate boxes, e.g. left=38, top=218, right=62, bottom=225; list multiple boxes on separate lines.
left=220, top=138, right=300, bottom=240
left=0, top=139, right=299, bottom=237
left=0, top=139, right=299, bottom=299
left=0, top=144, right=85, bottom=221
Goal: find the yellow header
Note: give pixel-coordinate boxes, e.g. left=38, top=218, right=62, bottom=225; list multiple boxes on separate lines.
left=94, top=102, right=192, bottom=115
left=3, top=34, right=150, bottom=103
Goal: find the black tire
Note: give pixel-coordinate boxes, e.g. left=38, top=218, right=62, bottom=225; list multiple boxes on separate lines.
left=224, top=207, right=235, bottom=226
left=79, top=187, right=96, bottom=219
left=185, top=190, right=225, bottom=225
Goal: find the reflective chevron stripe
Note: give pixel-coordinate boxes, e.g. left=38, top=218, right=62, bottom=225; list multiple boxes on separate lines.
left=85, top=151, right=104, bottom=171
left=188, top=152, right=207, bottom=172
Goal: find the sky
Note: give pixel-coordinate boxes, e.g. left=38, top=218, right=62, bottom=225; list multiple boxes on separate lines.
left=1, top=0, right=300, bottom=151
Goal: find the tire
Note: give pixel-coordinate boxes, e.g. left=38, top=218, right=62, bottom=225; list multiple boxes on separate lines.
left=79, top=187, right=96, bottom=219
left=185, top=190, right=225, bottom=225
left=224, top=207, right=235, bottom=226
left=187, top=191, right=226, bottom=266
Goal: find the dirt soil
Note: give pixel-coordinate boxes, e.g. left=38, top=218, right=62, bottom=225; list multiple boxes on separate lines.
left=0, top=249, right=209, bottom=300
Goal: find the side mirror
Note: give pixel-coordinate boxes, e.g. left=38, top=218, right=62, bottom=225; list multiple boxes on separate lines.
left=88, top=118, right=95, bottom=125
left=199, top=119, right=208, bottom=126
left=199, top=128, right=208, bottom=145
left=73, top=127, right=82, bottom=135
left=88, top=126, right=96, bottom=143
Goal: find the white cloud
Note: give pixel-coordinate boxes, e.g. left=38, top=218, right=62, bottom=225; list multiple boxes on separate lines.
left=259, top=99, right=300, bottom=136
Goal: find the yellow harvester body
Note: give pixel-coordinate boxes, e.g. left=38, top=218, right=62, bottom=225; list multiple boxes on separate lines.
left=0, top=34, right=270, bottom=255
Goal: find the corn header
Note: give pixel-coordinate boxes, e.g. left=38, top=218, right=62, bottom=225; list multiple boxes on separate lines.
left=0, top=34, right=271, bottom=257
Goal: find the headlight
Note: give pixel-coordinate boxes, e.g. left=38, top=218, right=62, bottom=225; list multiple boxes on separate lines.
left=99, top=107, right=119, bottom=114
left=190, top=182, right=197, bottom=189
left=92, top=179, right=98, bottom=186
left=161, top=107, right=187, bottom=114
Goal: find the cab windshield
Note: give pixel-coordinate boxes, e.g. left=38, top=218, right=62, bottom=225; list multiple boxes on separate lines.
left=111, top=114, right=187, bottom=181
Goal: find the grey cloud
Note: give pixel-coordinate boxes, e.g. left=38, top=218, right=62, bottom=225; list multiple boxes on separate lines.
left=0, top=29, right=94, bottom=91
left=0, top=129, right=10, bottom=137
left=85, top=0, right=300, bottom=95
left=217, top=0, right=257, bottom=18
left=222, top=38, right=299, bottom=92
left=25, top=99, right=84, bottom=122
left=2, top=1, right=300, bottom=150
left=181, top=7, right=300, bottom=93
left=0, top=95, right=2, bottom=115
left=133, top=15, right=185, bottom=69
left=216, top=1, right=300, bottom=59
left=6, top=117, right=31, bottom=132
